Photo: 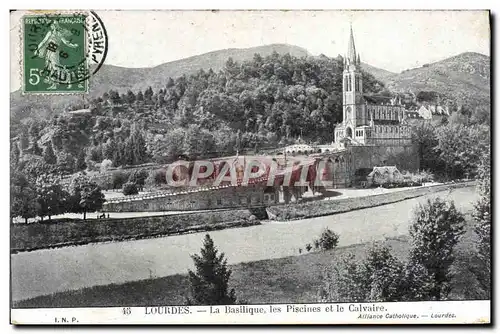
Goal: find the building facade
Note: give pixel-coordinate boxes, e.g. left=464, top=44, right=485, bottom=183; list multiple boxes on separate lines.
left=334, top=26, right=412, bottom=147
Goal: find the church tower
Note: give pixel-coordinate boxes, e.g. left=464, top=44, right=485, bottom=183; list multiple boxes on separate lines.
left=342, top=25, right=365, bottom=135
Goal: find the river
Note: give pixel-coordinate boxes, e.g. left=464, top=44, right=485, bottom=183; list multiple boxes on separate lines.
left=11, top=187, right=477, bottom=302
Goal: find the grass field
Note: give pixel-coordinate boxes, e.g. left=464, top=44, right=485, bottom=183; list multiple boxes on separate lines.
left=14, top=214, right=483, bottom=308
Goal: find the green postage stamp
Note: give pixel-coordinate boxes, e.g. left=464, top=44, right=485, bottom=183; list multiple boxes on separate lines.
left=22, top=12, right=107, bottom=94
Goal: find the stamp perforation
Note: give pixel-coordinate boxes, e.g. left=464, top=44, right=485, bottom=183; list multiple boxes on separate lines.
left=19, top=10, right=96, bottom=96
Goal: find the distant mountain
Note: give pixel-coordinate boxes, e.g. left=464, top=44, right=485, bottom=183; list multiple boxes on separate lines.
left=360, top=62, right=395, bottom=80
left=384, top=52, right=490, bottom=107
left=11, top=47, right=489, bottom=126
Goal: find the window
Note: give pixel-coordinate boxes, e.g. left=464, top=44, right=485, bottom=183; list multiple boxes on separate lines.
left=270, top=194, right=275, bottom=201
left=217, top=198, right=222, bottom=206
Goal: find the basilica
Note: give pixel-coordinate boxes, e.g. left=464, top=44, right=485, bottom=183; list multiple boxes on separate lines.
left=334, top=26, right=412, bottom=147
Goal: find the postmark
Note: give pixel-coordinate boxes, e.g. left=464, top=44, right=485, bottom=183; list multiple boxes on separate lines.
left=22, top=11, right=108, bottom=94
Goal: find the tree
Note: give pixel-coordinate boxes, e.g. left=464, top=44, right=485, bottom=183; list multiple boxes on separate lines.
left=318, top=243, right=405, bottom=303
left=108, top=90, right=122, bottom=105
left=128, top=169, right=148, bottom=190
left=122, top=182, right=139, bottom=196
left=127, top=127, right=148, bottom=165
left=102, top=138, right=118, bottom=161
left=68, top=174, right=105, bottom=220
left=31, top=140, right=42, bottom=156
left=35, top=174, right=69, bottom=221
left=125, top=90, right=136, bottom=104
left=145, top=169, right=166, bottom=188
left=11, top=143, right=20, bottom=166
left=56, top=151, right=76, bottom=175
left=18, top=154, right=54, bottom=179
left=11, top=171, right=39, bottom=223
left=472, top=145, right=491, bottom=297
left=411, top=122, right=444, bottom=175
left=136, top=90, right=144, bottom=102
left=111, top=170, right=130, bottom=189
left=43, top=142, right=57, bottom=164
left=408, top=198, right=466, bottom=300
left=188, top=234, right=237, bottom=305
left=75, top=150, right=87, bottom=171
left=144, top=86, right=154, bottom=103
left=435, top=123, right=489, bottom=179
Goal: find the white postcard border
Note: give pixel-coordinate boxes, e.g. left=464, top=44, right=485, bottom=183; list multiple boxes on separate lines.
left=11, top=301, right=490, bottom=325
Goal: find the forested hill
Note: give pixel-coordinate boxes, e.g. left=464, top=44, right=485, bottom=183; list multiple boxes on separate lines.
left=12, top=52, right=386, bottom=174
left=10, top=44, right=310, bottom=124
left=91, top=44, right=311, bottom=95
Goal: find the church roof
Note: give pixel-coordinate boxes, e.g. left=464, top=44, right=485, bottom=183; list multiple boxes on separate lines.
left=347, top=24, right=357, bottom=64
left=363, top=95, right=394, bottom=104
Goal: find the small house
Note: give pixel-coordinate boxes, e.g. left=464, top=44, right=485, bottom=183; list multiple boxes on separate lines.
left=366, top=166, right=403, bottom=186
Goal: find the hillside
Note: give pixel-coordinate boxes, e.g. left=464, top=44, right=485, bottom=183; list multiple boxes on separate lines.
left=11, top=44, right=395, bottom=125
left=10, top=44, right=310, bottom=123
left=90, top=44, right=311, bottom=96
left=384, top=52, right=490, bottom=107
left=360, top=62, right=395, bottom=80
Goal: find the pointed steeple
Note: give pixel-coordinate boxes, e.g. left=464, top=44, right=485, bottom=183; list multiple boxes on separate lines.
left=347, top=23, right=357, bottom=64
left=357, top=53, right=361, bottom=65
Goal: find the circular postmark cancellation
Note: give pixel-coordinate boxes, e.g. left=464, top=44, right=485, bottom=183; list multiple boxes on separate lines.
left=23, top=11, right=108, bottom=93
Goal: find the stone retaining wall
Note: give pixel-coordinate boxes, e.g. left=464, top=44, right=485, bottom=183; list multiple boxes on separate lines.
left=266, top=181, right=476, bottom=221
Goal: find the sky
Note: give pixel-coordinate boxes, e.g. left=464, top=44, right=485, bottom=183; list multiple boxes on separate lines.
left=10, top=10, right=490, bottom=91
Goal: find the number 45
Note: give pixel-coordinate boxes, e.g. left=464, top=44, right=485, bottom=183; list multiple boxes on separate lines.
left=28, top=68, right=40, bottom=85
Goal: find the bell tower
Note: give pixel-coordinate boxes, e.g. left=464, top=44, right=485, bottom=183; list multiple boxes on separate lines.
left=342, top=24, right=365, bottom=131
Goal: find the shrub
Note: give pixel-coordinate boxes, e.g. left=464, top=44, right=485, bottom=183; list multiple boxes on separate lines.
left=313, top=228, right=339, bottom=251
left=318, top=243, right=407, bottom=303
left=122, top=182, right=139, bottom=196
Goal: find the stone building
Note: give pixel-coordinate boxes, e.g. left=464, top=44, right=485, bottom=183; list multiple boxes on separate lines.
left=324, top=25, right=419, bottom=187
left=103, top=184, right=280, bottom=212
left=334, top=25, right=412, bottom=147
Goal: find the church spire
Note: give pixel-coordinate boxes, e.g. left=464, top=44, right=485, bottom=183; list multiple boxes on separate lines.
left=347, top=23, right=357, bottom=64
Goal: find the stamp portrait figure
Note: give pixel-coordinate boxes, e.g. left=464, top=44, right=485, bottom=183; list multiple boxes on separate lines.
left=34, top=20, right=79, bottom=89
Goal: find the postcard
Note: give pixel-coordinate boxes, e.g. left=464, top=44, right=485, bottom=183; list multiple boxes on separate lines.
left=9, top=9, right=491, bottom=325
